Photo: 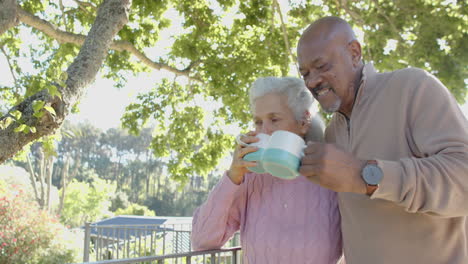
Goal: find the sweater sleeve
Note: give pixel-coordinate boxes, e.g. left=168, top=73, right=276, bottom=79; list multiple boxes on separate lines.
left=191, top=172, right=247, bottom=250
left=372, top=71, right=468, bottom=217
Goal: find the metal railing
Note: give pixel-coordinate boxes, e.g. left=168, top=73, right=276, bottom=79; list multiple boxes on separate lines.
left=83, top=222, right=240, bottom=263
left=76, top=246, right=242, bottom=264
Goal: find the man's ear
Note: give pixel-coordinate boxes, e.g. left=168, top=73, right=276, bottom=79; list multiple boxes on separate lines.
left=348, top=39, right=362, bottom=67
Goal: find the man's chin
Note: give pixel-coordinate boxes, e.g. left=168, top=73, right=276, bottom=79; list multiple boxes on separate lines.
left=320, top=101, right=341, bottom=113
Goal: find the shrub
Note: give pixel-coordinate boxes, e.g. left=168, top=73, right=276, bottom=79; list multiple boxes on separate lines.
left=114, top=203, right=156, bottom=216
left=61, top=177, right=115, bottom=228
left=0, top=181, right=80, bottom=264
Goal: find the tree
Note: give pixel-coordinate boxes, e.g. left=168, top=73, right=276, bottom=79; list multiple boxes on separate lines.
left=60, top=176, right=114, bottom=227
left=1, top=0, right=466, bottom=183
left=0, top=0, right=131, bottom=163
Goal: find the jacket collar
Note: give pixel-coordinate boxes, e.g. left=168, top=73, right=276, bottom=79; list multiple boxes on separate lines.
left=334, top=62, right=378, bottom=122
left=354, top=62, right=377, bottom=109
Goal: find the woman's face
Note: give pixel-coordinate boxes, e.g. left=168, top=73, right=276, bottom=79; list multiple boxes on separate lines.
left=253, top=92, right=308, bottom=137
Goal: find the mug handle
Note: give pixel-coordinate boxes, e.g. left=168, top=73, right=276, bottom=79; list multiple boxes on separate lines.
left=235, top=134, right=249, bottom=147
left=299, top=144, right=307, bottom=158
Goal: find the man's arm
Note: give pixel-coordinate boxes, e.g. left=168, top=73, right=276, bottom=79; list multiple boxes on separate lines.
left=371, top=71, right=468, bottom=217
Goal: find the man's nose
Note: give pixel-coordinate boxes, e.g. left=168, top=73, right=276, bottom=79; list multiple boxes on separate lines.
left=305, top=74, right=322, bottom=92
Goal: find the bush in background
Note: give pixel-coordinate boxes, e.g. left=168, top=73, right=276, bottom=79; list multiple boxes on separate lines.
left=115, top=203, right=156, bottom=216
left=61, top=177, right=115, bottom=228
left=0, top=180, right=80, bottom=264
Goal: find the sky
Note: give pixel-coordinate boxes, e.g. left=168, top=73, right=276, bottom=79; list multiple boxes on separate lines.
left=0, top=1, right=467, bottom=132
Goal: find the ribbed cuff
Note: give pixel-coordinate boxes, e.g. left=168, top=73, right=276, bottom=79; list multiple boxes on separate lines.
left=370, top=160, right=402, bottom=202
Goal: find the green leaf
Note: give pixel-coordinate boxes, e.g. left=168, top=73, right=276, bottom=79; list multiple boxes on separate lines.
left=0, top=117, right=14, bottom=129
left=32, top=100, right=45, bottom=113
left=33, top=111, right=45, bottom=118
left=48, top=85, right=62, bottom=99
left=10, top=110, right=22, bottom=121
left=59, top=71, right=68, bottom=84
left=44, top=106, right=56, bottom=116
left=14, top=124, right=27, bottom=133
left=29, top=126, right=37, bottom=133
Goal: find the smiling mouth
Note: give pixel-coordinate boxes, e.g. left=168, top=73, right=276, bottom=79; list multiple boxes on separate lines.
left=312, top=84, right=332, bottom=97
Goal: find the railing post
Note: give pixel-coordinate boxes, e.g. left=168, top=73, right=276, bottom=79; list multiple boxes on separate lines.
left=83, top=222, right=91, bottom=262
left=186, top=255, right=191, bottom=264
left=233, top=249, right=237, bottom=264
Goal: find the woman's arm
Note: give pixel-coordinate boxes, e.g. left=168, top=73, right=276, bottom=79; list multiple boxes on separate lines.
left=191, top=172, right=247, bottom=250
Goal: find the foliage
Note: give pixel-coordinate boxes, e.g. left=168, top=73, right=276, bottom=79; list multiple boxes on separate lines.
left=0, top=180, right=80, bottom=264
left=13, top=121, right=212, bottom=218
left=1, top=0, right=466, bottom=183
left=109, top=190, right=131, bottom=212
left=0, top=165, right=35, bottom=200
left=114, top=203, right=156, bottom=216
left=60, top=176, right=115, bottom=228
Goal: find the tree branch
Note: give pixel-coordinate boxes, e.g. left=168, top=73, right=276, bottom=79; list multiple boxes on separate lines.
left=0, top=45, right=19, bottom=92
left=72, top=0, right=97, bottom=11
left=370, top=0, right=404, bottom=42
left=335, top=0, right=372, bottom=59
left=273, top=0, right=298, bottom=75
left=16, top=5, right=200, bottom=81
left=0, top=0, right=132, bottom=164
left=0, top=0, right=19, bottom=35
left=336, top=0, right=366, bottom=25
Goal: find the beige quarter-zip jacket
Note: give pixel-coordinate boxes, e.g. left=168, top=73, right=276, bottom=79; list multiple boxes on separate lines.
left=325, top=63, right=468, bottom=264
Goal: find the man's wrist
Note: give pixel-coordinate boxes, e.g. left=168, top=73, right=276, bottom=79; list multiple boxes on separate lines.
left=354, top=160, right=368, bottom=194
left=366, top=185, right=378, bottom=196
left=361, top=160, right=383, bottom=196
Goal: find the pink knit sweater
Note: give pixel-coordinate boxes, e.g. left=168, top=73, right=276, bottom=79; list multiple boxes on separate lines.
left=191, top=172, right=342, bottom=264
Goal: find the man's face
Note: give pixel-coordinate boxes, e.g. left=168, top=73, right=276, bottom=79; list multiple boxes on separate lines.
left=297, top=36, right=356, bottom=114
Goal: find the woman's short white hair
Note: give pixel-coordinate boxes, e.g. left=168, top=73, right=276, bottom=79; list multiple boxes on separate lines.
left=249, top=76, right=324, bottom=141
left=249, top=76, right=313, bottom=121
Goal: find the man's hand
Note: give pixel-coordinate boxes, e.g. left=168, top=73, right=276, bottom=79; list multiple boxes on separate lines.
left=299, top=142, right=367, bottom=194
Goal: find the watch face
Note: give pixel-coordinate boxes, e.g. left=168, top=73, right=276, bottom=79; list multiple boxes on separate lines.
left=362, top=164, right=383, bottom=185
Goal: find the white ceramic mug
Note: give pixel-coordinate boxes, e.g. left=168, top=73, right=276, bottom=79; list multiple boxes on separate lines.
left=240, top=133, right=270, bottom=173
left=261, top=130, right=306, bottom=179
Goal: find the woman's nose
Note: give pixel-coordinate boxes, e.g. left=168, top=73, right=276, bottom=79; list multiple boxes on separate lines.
left=261, top=122, right=274, bottom=135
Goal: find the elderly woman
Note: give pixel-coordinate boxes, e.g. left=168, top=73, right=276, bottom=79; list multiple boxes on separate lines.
left=191, top=77, right=342, bottom=263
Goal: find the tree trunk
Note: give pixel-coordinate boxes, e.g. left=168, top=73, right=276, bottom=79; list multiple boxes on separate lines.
left=45, top=157, right=54, bottom=211
left=156, top=174, right=161, bottom=200
left=58, top=157, right=70, bottom=216
left=26, top=154, right=40, bottom=204
left=145, top=150, right=150, bottom=200
left=0, top=0, right=131, bottom=164
left=38, top=149, right=46, bottom=208
left=0, top=0, right=18, bottom=35
left=58, top=156, right=80, bottom=215
left=116, top=155, right=122, bottom=190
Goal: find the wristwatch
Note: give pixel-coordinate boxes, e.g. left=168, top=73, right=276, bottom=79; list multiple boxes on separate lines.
left=361, top=160, right=383, bottom=196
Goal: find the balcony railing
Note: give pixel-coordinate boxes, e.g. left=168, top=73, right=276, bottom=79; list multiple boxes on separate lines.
left=75, top=246, right=242, bottom=264
left=81, top=221, right=241, bottom=264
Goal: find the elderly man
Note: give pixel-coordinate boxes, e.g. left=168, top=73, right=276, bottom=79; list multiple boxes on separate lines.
left=297, top=16, right=468, bottom=263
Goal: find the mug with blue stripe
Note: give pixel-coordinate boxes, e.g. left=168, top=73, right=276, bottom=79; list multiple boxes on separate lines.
left=241, top=131, right=305, bottom=179
left=242, top=133, right=270, bottom=174
left=262, top=130, right=306, bottom=179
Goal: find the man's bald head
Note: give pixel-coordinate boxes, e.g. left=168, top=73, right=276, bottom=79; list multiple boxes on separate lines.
left=296, top=16, right=364, bottom=116
left=299, top=16, right=357, bottom=46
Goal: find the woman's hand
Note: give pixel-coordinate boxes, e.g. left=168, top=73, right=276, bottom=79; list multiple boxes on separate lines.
left=228, top=131, right=260, bottom=185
